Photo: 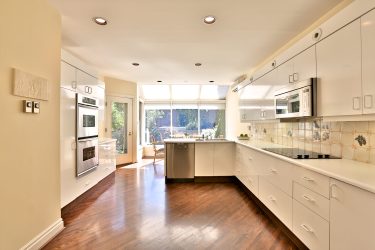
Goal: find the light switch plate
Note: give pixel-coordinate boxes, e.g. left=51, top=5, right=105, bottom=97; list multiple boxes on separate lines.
left=33, top=101, right=40, bottom=113
left=23, top=100, right=33, bottom=113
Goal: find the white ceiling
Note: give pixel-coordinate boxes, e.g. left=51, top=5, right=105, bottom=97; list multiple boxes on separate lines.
left=49, top=0, right=343, bottom=85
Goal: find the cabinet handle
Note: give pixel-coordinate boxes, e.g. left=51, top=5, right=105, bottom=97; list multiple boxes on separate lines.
left=330, top=183, right=338, bottom=199
left=248, top=157, right=253, bottom=161
left=289, top=75, right=293, bottom=83
left=302, top=194, right=315, bottom=202
left=300, top=224, right=314, bottom=233
left=268, top=195, right=276, bottom=202
left=71, top=81, right=77, bottom=89
left=352, top=97, right=361, bottom=110
left=271, top=60, right=276, bottom=68
left=364, top=95, right=373, bottom=109
left=293, top=73, right=299, bottom=82
left=85, top=86, right=89, bottom=93
left=270, top=168, right=277, bottom=174
left=302, top=176, right=314, bottom=182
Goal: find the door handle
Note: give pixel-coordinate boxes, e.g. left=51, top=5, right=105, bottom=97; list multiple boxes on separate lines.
left=300, top=224, right=314, bottom=233
left=352, top=97, right=361, bottom=110
left=128, top=132, right=132, bottom=136
left=364, top=95, right=373, bottom=109
left=289, top=75, right=293, bottom=83
left=293, top=73, right=299, bottom=82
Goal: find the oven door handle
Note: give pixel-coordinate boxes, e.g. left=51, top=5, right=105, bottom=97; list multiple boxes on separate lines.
left=78, top=137, right=98, bottom=142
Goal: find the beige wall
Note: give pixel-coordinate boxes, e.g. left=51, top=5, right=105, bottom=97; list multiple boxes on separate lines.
left=104, top=77, right=139, bottom=162
left=0, top=0, right=61, bottom=249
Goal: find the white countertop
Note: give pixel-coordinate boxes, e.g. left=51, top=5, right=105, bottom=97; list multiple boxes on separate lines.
left=164, top=138, right=233, bottom=144
left=99, top=138, right=117, bottom=145
left=236, top=140, right=375, bottom=194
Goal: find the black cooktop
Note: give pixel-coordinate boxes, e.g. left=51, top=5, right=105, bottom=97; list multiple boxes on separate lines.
left=262, top=148, right=340, bottom=159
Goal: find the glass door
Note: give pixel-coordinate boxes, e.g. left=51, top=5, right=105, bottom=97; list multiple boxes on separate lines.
left=106, top=96, right=133, bottom=165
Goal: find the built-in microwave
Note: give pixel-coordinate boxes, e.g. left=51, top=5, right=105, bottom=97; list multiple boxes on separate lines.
left=274, top=78, right=317, bottom=119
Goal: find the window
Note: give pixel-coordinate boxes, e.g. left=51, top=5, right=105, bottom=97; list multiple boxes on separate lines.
left=145, top=104, right=171, bottom=143
left=144, top=103, right=226, bottom=144
left=172, top=105, right=198, bottom=137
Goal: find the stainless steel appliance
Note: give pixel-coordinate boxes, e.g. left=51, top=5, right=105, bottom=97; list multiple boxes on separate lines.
left=274, top=78, right=317, bottom=119
left=76, top=94, right=99, bottom=139
left=77, top=137, right=99, bottom=176
left=76, top=93, right=99, bottom=176
left=166, top=143, right=195, bottom=182
left=262, top=148, right=340, bottom=159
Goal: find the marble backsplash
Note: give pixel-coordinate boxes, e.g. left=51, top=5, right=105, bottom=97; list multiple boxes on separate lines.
left=246, top=119, right=375, bottom=164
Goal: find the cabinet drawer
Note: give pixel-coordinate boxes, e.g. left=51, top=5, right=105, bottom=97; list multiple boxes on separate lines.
left=293, top=182, right=329, bottom=221
left=243, top=175, right=258, bottom=197
left=262, top=159, right=293, bottom=195
left=294, top=167, right=330, bottom=198
left=293, top=200, right=329, bottom=250
left=259, top=178, right=292, bottom=229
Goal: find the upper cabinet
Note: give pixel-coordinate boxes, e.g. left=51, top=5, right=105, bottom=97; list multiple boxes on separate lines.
left=76, top=69, right=102, bottom=97
left=278, top=46, right=316, bottom=85
left=361, top=9, right=375, bottom=114
left=61, top=61, right=77, bottom=91
left=61, top=60, right=104, bottom=98
left=317, top=19, right=362, bottom=117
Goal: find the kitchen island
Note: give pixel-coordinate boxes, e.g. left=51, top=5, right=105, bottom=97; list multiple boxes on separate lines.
left=164, top=139, right=235, bottom=182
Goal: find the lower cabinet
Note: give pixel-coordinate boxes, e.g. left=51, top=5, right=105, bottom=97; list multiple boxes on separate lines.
left=236, top=144, right=375, bottom=250
left=293, top=199, right=329, bottom=250
left=259, top=177, right=293, bottom=229
left=195, top=143, right=234, bottom=176
left=330, top=179, right=375, bottom=250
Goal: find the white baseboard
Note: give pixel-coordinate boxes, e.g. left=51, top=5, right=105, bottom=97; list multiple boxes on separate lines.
left=21, top=218, right=64, bottom=250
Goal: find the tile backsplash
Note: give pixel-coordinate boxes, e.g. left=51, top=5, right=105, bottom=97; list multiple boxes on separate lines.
left=246, top=119, right=375, bottom=164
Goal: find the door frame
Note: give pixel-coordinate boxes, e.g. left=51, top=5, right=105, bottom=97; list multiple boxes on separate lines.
left=106, top=94, right=134, bottom=164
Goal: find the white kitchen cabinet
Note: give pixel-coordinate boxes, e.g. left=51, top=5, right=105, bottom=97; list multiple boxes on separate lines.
left=277, top=46, right=316, bottom=85
left=195, top=143, right=234, bottom=176
left=195, top=143, right=214, bottom=176
left=213, top=143, right=234, bottom=176
left=293, top=199, right=329, bottom=250
left=361, top=9, right=375, bottom=115
left=61, top=61, right=77, bottom=91
left=259, top=177, right=293, bottom=229
left=76, top=69, right=100, bottom=97
left=99, top=140, right=116, bottom=173
left=330, top=179, right=375, bottom=250
left=317, top=19, right=362, bottom=116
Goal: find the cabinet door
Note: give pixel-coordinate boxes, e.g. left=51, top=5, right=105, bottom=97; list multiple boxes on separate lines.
left=194, top=143, right=214, bottom=176
left=330, top=179, right=375, bottom=250
left=60, top=88, right=78, bottom=207
left=61, top=61, right=77, bottom=91
left=76, top=69, right=99, bottom=96
left=361, top=10, right=375, bottom=114
left=213, top=143, right=234, bottom=176
left=317, top=19, right=362, bottom=116
left=97, top=87, right=106, bottom=138
left=293, top=45, right=316, bottom=82
left=277, top=59, right=294, bottom=85
left=239, top=109, right=262, bottom=122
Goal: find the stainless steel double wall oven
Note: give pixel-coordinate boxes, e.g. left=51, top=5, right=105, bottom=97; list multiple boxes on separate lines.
left=76, top=93, right=99, bottom=176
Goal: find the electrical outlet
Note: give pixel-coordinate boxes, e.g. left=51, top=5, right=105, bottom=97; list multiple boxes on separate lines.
left=33, top=101, right=40, bottom=113
left=23, top=100, right=33, bottom=113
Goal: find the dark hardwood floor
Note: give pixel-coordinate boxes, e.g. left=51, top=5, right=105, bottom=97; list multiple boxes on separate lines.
left=44, top=162, right=298, bottom=250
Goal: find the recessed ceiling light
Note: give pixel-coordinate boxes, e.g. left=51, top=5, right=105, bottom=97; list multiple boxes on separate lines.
left=204, top=15, right=216, bottom=24
left=132, top=63, right=140, bottom=66
left=93, top=17, right=108, bottom=25
left=209, top=80, right=215, bottom=83
left=195, top=63, right=202, bottom=67
left=157, top=80, right=163, bottom=83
